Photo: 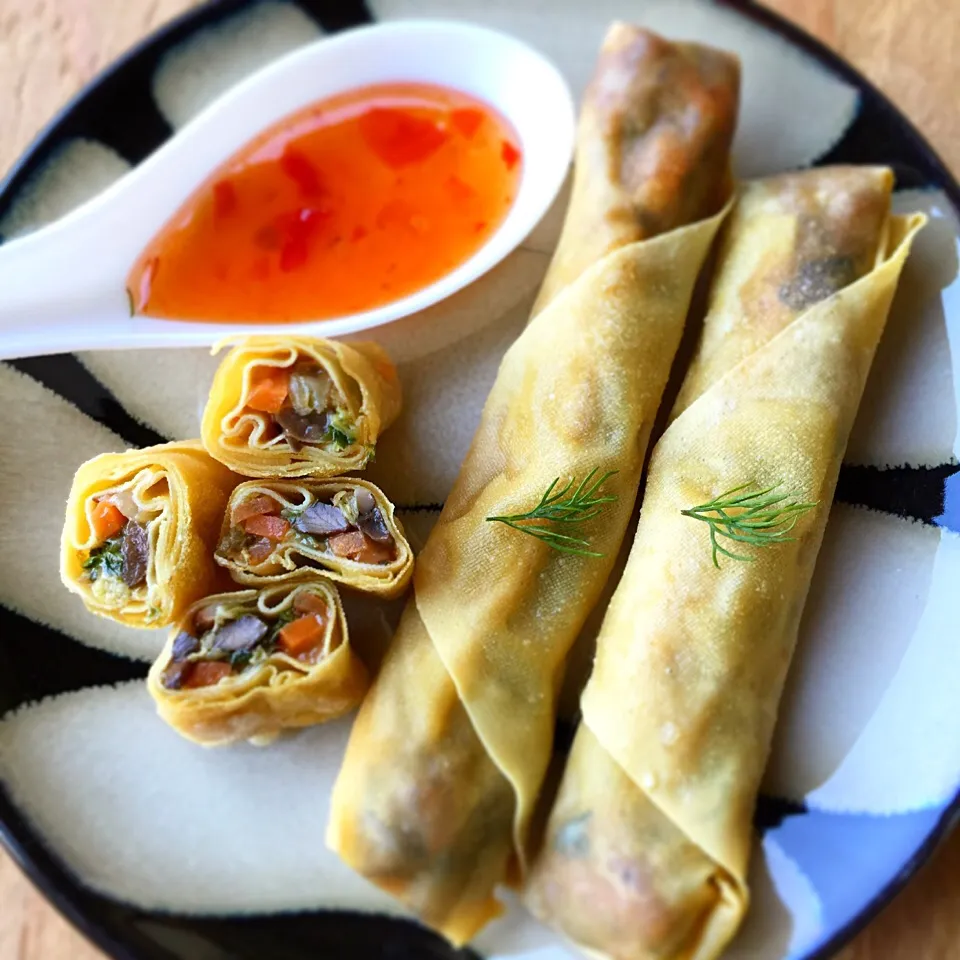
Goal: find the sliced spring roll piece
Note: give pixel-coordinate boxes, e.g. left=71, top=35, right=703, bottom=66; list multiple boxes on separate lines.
left=215, top=478, right=413, bottom=598
left=525, top=167, right=925, bottom=960
left=328, top=23, right=740, bottom=945
left=201, top=335, right=401, bottom=478
left=147, top=578, right=367, bottom=746
left=61, top=441, right=237, bottom=628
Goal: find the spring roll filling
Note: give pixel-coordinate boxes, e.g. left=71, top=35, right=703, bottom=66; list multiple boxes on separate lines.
left=218, top=486, right=397, bottom=569
left=228, top=356, right=365, bottom=455
left=161, top=587, right=336, bottom=690
left=80, top=470, right=168, bottom=616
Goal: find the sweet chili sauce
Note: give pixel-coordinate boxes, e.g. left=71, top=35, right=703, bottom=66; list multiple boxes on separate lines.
left=128, top=82, right=523, bottom=323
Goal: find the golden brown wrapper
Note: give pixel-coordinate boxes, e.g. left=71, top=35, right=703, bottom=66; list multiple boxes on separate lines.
left=147, top=579, right=367, bottom=746
left=327, top=23, right=740, bottom=945
left=201, top=335, right=401, bottom=478
left=215, top=478, right=413, bottom=598
left=60, top=440, right=237, bottom=628
left=535, top=23, right=738, bottom=313
left=525, top=168, right=925, bottom=960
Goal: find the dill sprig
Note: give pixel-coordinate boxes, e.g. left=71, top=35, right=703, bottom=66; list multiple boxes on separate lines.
left=486, top=468, right=618, bottom=558
left=681, top=481, right=818, bottom=568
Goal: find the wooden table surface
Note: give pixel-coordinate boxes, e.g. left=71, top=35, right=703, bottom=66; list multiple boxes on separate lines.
left=0, top=0, right=958, bottom=957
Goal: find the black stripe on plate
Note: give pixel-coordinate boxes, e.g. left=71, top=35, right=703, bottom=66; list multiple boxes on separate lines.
left=0, top=605, right=147, bottom=717
left=120, top=912, right=482, bottom=960
left=836, top=462, right=960, bottom=531
left=0, top=778, right=479, bottom=960
left=754, top=794, right=809, bottom=832
left=296, top=0, right=375, bottom=31
left=813, top=110, right=931, bottom=191
left=5, top=356, right=168, bottom=448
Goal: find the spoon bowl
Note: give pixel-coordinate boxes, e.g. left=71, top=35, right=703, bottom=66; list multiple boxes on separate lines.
left=0, top=20, right=575, bottom=359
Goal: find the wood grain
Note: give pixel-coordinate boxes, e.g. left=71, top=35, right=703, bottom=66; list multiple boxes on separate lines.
left=0, top=1, right=957, bottom=958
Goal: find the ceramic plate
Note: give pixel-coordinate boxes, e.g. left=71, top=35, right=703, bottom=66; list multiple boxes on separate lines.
left=0, top=2, right=958, bottom=959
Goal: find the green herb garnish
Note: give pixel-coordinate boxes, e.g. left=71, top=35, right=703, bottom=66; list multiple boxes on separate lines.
left=486, top=468, right=618, bottom=558
left=681, top=481, right=818, bottom=568
left=82, top=536, right=124, bottom=581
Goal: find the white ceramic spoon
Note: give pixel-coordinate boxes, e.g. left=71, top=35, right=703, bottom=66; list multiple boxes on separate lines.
left=0, top=20, right=574, bottom=360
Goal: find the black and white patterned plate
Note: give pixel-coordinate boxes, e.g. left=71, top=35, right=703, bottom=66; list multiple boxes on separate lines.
left=0, top=2, right=958, bottom=959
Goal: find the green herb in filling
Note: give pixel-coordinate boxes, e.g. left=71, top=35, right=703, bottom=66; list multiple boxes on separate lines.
left=327, top=410, right=356, bottom=449
left=229, top=649, right=254, bottom=670
left=83, top=536, right=124, bottom=581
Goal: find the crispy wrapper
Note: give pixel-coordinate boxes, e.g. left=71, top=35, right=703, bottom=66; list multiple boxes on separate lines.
left=201, top=335, right=401, bottom=478
left=215, top=478, right=413, bottom=598
left=327, top=23, right=740, bottom=944
left=61, top=440, right=237, bottom=628
left=147, top=579, right=367, bottom=746
left=525, top=167, right=925, bottom=960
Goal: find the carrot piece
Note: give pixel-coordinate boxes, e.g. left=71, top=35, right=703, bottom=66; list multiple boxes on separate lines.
left=183, top=661, right=233, bottom=688
left=242, top=514, right=290, bottom=540
left=277, top=614, right=326, bottom=657
left=233, top=494, right=281, bottom=524
left=246, top=369, right=290, bottom=413
left=91, top=500, right=126, bottom=541
left=293, top=590, right=329, bottom=615
left=327, top=530, right=366, bottom=558
left=328, top=530, right=394, bottom=564
left=354, top=537, right=395, bottom=565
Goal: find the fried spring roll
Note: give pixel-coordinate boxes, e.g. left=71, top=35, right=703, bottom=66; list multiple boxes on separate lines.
left=201, top=336, right=401, bottom=478
left=525, top=167, right=925, bottom=960
left=147, top=578, right=367, bottom=746
left=61, top=441, right=237, bottom=627
left=215, top=478, right=413, bottom=598
left=327, top=24, right=740, bottom=944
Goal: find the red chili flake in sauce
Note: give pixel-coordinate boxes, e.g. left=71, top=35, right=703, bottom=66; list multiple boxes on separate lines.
left=501, top=140, right=521, bottom=170
left=446, top=175, right=476, bottom=202
left=280, top=148, right=324, bottom=197
left=212, top=179, right=237, bottom=218
left=451, top=107, right=484, bottom=138
left=360, top=107, right=449, bottom=168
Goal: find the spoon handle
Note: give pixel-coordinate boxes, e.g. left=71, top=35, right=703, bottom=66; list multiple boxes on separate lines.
left=0, top=213, right=131, bottom=359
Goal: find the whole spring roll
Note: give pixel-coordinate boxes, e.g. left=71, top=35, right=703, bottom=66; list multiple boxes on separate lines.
left=61, top=441, right=237, bottom=627
left=525, top=167, right=925, bottom=960
left=215, top=478, right=413, bottom=598
left=201, top=335, right=401, bottom=478
left=147, top=578, right=367, bottom=746
left=328, top=24, right=740, bottom=944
